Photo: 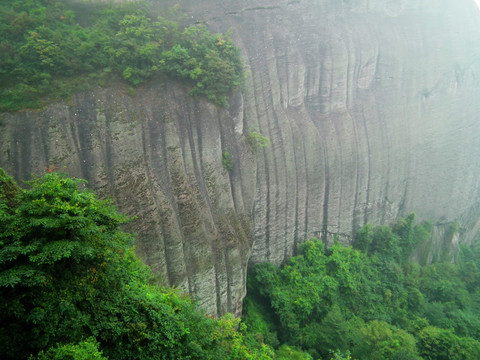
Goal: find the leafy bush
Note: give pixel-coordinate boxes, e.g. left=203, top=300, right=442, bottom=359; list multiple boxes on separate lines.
left=32, top=338, right=107, bottom=360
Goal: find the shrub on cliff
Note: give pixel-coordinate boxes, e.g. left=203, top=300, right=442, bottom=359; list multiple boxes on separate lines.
left=0, top=0, right=244, bottom=111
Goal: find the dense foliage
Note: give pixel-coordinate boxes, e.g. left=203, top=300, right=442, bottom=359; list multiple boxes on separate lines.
left=243, top=215, right=480, bottom=359
left=0, top=0, right=244, bottom=111
left=0, top=169, right=271, bottom=360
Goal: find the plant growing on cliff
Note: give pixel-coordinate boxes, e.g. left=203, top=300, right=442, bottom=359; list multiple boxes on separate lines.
left=0, top=169, right=272, bottom=359
left=0, top=0, right=244, bottom=111
left=247, top=131, right=270, bottom=151
left=222, top=151, right=234, bottom=172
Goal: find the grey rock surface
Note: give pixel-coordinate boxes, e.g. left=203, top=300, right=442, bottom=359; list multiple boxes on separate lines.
left=0, top=83, right=256, bottom=317
left=2, top=0, right=480, bottom=316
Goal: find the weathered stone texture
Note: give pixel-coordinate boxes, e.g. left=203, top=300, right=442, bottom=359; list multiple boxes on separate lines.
left=2, top=0, right=480, bottom=316
left=198, top=0, right=480, bottom=264
left=0, top=83, right=256, bottom=316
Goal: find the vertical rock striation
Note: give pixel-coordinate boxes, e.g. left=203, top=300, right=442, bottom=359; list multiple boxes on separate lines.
left=194, top=0, right=480, bottom=265
left=3, top=0, right=480, bottom=315
left=0, top=83, right=256, bottom=316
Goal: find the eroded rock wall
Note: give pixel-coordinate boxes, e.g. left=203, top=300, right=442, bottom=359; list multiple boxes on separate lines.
left=189, top=0, right=480, bottom=264
left=0, top=83, right=255, bottom=316
left=2, top=0, right=480, bottom=315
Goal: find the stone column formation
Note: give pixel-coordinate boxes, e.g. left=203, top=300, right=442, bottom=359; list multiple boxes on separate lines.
left=2, top=0, right=480, bottom=316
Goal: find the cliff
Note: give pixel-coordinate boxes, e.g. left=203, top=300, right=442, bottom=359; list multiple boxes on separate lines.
left=2, top=0, right=480, bottom=316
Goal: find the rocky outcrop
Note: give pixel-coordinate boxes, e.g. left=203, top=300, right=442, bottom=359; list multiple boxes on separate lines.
left=3, top=0, right=480, bottom=316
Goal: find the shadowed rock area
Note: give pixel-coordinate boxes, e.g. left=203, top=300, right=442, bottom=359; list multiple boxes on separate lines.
left=2, top=0, right=480, bottom=316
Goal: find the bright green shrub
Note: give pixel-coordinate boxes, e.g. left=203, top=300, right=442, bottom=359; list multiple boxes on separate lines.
left=32, top=338, right=107, bottom=360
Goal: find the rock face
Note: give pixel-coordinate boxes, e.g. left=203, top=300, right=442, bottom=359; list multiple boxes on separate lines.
left=2, top=0, right=480, bottom=316
left=0, top=83, right=256, bottom=317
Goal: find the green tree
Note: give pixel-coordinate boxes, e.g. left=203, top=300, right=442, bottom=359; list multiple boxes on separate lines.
left=352, top=320, right=420, bottom=360
left=106, top=14, right=164, bottom=85
left=315, top=306, right=360, bottom=356
left=418, top=325, right=480, bottom=360
left=392, top=214, right=432, bottom=263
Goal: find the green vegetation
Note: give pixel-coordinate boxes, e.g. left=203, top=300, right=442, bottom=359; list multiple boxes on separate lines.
left=3, top=169, right=480, bottom=360
left=0, top=0, right=244, bottom=111
left=247, top=131, right=270, bottom=151
left=0, top=169, right=271, bottom=359
left=243, top=214, right=480, bottom=359
left=222, top=151, right=234, bottom=172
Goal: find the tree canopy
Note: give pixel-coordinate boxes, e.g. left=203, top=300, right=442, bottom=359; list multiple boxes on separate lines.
left=243, top=216, right=480, bottom=359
